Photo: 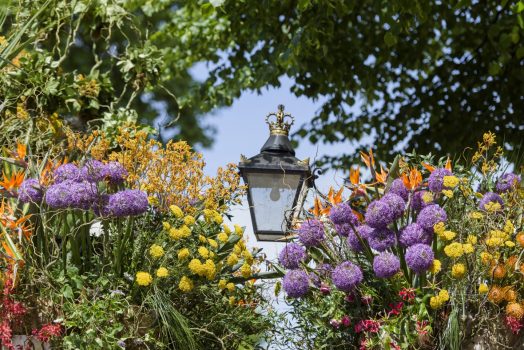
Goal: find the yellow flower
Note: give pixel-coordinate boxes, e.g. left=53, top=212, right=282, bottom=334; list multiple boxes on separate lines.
left=227, top=253, right=239, bottom=266
left=242, top=250, right=254, bottom=264
left=184, top=215, right=196, bottom=226
left=470, top=211, right=484, bottom=219
left=199, top=234, right=207, bottom=243
left=203, top=259, right=216, bottom=280
left=179, top=276, right=194, bottom=292
left=466, top=235, right=478, bottom=245
left=177, top=248, right=190, bottom=260
left=156, top=267, right=169, bottom=278
left=505, top=241, right=516, bottom=248
left=484, top=201, right=502, bottom=212
left=234, top=224, right=244, bottom=236
left=149, top=244, right=165, bottom=259
left=148, top=196, right=159, bottom=206
left=442, top=230, right=456, bottom=241
left=223, top=225, right=231, bottom=234
left=241, top=263, right=251, bottom=278
left=504, top=220, right=515, bottom=234
left=444, top=242, right=464, bottom=258
left=430, top=296, right=441, bottom=309
left=433, top=222, right=446, bottom=235
left=422, top=192, right=434, bottom=204
left=169, top=228, right=183, bottom=240
left=451, top=263, right=466, bottom=278
left=229, top=296, right=236, bottom=305
left=218, top=232, right=228, bottom=243
left=462, top=243, right=474, bottom=254
left=226, top=282, right=235, bottom=292
left=188, top=259, right=203, bottom=274
left=233, top=244, right=242, bottom=255
left=162, top=221, right=171, bottom=230
left=136, top=272, right=153, bottom=286
left=442, top=190, right=454, bottom=198
left=198, top=246, right=210, bottom=259
left=478, top=283, right=489, bottom=294
left=180, top=225, right=191, bottom=238
left=209, top=251, right=215, bottom=258
left=438, top=289, right=450, bottom=302
left=443, top=176, right=460, bottom=188
left=480, top=251, right=493, bottom=265
left=203, top=209, right=215, bottom=222
left=213, top=213, right=223, bottom=224
left=429, top=259, right=442, bottom=274
left=208, top=239, right=218, bottom=249
left=218, top=279, right=227, bottom=290
left=169, top=205, right=184, bottom=218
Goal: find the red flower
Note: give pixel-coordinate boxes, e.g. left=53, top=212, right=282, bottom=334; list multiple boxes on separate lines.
left=387, top=302, right=404, bottom=317
left=505, top=316, right=523, bottom=334
left=355, top=319, right=380, bottom=333
left=390, top=342, right=401, bottom=350
left=416, top=320, right=430, bottom=336
left=399, top=288, right=415, bottom=302
left=32, top=323, right=63, bottom=343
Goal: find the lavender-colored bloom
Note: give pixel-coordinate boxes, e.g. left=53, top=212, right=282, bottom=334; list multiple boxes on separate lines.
left=365, top=200, right=394, bottom=228
left=332, top=261, right=363, bottom=292
left=101, top=161, right=128, bottom=184
left=309, top=271, right=321, bottom=287
left=416, top=204, right=447, bottom=231
left=381, top=193, right=406, bottom=219
left=334, top=223, right=351, bottom=237
left=316, top=263, right=333, bottom=278
left=53, top=163, right=81, bottom=183
left=282, top=269, right=310, bottom=298
left=356, top=225, right=374, bottom=240
left=389, top=178, right=409, bottom=201
left=478, top=192, right=504, bottom=211
left=45, top=180, right=75, bottom=209
left=347, top=230, right=365, bottom=252
left=405, top=243, right=434, bottom=274
left=103, top=190, right=148, bottom=217
left=373, top=251, right=401, bottom=278
left=279, top=243, right=306, bottom=269
left=496, top=173, right=521, bottom=193
left=367, top=227, right=396, bottom=251
left=329, top=203, right=358, bottom=226
left=399, top=223, right=432, bottom=247
left=428, top=168, right=453, bottom=193
left=69, top=181, right=99, bottom=210
left=18, top=178, right=43, bottom=203
left=411, top=191, right=432, bottom=212
left=81, top=160, right=105, bottom=183
left=298, top=219, right=325, bottom=247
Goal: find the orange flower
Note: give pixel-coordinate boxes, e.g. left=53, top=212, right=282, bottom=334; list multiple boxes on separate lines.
left=310, top=197, right=330, bottom=217
left=375, top=165, right=388, bottom=184
left=491, top=264, right=506, bottom=279
left=0, top=170, right=25, bottom=191
left=488, top=285, right=505, bottom=304
left=327, top=186, right=344, bottom=206
left=360, top=148, right=375, bottom=169
left=402, top=168, right=422, bottom=190
left=506, top=303, right=524, bottom=319
left=516, top=232, right=524, bottom=248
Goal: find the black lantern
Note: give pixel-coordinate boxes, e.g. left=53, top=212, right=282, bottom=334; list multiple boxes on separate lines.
left=238, top=105, right=312, bottom=241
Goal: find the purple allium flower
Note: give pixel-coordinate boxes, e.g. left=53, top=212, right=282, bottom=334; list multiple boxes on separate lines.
left=309, top=271, right=321, bottom=287
left=347, top=229, right=365, bottom=252
left=53, top=163, right=81, bottom=183
left=298, top=219, right=325, bottom=247
left=428, top=168, right=453, bottom=193
left=373, top=251, right=401, bottom=278
left=356, top=225, right=374, bottom=240
left=332, top=261, right=363, bottom=292
left=103, top=190, right=148, bottom=217
left=405, top=243, right=434, bottom=274
left=389, top=178, right=409, bottom=201
left=399, top=223, right=432, bottom=247
left=278, top=243, right=306, bottom=269
left=329, top=203, right=358, bottom=226
left=282, top=269, right=310, bottom=298
left=381, top=193, right=406, bottom=219
left=496, top=173, right=521, bottom=193
left=365, top=200, right=394, bottom=228
left=18, top=178, right=43, bottom=203
left=101, top=161, right=128, bottom=184
left=45, top=180, right=76, bottom=208
left=68, top=181, right=99, bottom=210
left=416, top=204, right=447, bottom=231
left=81, top=160, right=105, bottom=183
left=479, top=192, right=504, bottom=211
left=411, top=191, right=431, bottom=212
left=334, top=223, right=352, bottom=237
left=367, top=227, right=396, bottom=251
left=316, top=263, right=333, bottom=278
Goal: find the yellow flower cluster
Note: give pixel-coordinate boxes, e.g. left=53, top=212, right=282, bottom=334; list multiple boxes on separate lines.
left=430, top=290, right=450, bottom=309
left=451, top=263, right=466, bottom=278
left=169, top=225, right=191, bottom=240
left=218, top=279, right=235, bottom=292
left=136, top=272, right=153, bottom=286
left=422, top=192, right=434, bottom=204
left=434, top=222, right=446, bottom=236
left=466, top=235, right=478, bottom=245
left=441, top=230, right=456, bottom=241
left=156, top=267, right=169, bottom=278
left=188, top=259, right=216, bottom=280
left=218, top=232, right=228, bottom=243
left=203, top=209, right=223, bottom=224
left=227, top=253, right=239, bottom=266
left=485, top=230, right=510, bottom=247
left=179, top=276, right=194, bottom=292
left=178, top=248, right=190, bottom=260
left=198, top=246, right=211, bottom=259
left=443, top=176, right=460, bottom=188
left=429, top=259, right=442, bottom=274
left=484, top=201, right=502, bottom=212
left=444, top=242, right=464, bottom=258
left=442, top=190, right=454, bottom=198
left=208, top=239, right=218, bottom=249
left=149, top=244, right=165, bottom=259
left=504, top=220, right=515, bottom=234
left=184, top=215, right=196, bottom=226
left=240, top=263, right=252, bottom=278
left=169, top=205, right=184, bottom=218
left=469, top=211, right=484, bottom=220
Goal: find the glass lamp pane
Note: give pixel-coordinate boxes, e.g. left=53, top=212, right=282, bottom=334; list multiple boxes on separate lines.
left=246, top=172, right=301, bottom=233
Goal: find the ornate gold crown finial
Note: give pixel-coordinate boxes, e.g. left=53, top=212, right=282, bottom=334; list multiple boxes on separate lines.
left=265, top=104, right=295, bottom=136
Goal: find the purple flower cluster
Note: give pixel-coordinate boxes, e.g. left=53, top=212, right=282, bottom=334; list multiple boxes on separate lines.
left=347, top=229, right=365, bottom=252
left=102, top=190, right=149, bottom=217
left=381, top=193, right=406, bottom=219
left=373, top=251, right=400, bottom=278
left=405, top=243, right=434, bottom=274
left=479, top=192, right=504, bottom=211
left=388, top=178, right=409, bottom=201
left=53, top=164, right=81, bottom=183
left=411, top=191, right=432, bottom=212
left=45, top=180, right=98, bottom=209
left=101, top=161, right=128, bottom=184
left=279, top=243, right=306, bottom=269
left=365, top=200, right=395, bottom=228
left=399, top=223, right=432, bottom=247
left=298, top=219, right=325, bottom=247
left=496, top=173, right=520, bottom=193
left=367, top=227, right=397, bottom=251
left=283, top=269, right=310, bottom=298
left=329, top=203, right=358, bottom=226
left=416, top=204, right=447, bottom=232
left=18, top=179, right=43, bottom=203
left=81, top=160, right=105, bottom=182
left=428, top=168, right=452, bottom=193
left=332, top=261, right=363, bottom=291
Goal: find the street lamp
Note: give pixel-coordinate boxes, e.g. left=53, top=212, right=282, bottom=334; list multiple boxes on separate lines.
left=238, top=105, right=312, bottom=242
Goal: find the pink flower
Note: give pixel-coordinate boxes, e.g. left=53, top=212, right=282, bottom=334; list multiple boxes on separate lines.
left=505, top=316, right=523, bottom=334
left=416, top=320, right=430, bottom=335
left=329, top=319, right=341, bottom=329
left=399, top=287, right=415, bottom=302
left=387, top=302, right=403, bottom=317
left=320, top=284, right=331, bottom=295
left=355, top=319, right=380, bottom=333
left=32, top=323, right=62, bottom=343
left=341, top=315, right=351, bottom=327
